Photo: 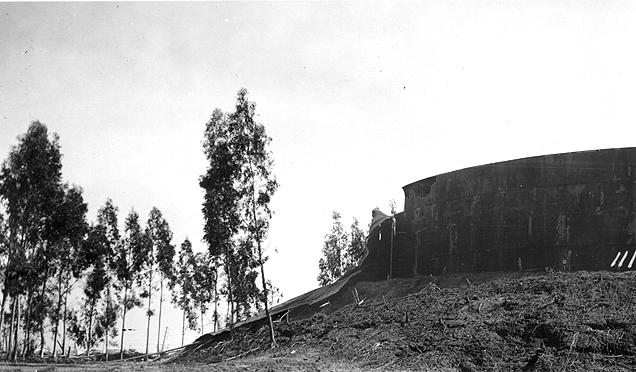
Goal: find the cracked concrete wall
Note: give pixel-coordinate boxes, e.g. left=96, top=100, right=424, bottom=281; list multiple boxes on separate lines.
left=400, top=147, right=636, bottom=275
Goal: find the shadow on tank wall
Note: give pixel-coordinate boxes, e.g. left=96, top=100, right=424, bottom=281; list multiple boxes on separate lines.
left=386, top=147, right=636, bottom=276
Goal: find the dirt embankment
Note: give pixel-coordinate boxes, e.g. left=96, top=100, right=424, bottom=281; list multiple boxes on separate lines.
left=173, top=270, right=636, bottom=371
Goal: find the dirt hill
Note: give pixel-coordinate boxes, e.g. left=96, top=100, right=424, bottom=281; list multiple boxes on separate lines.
left=172, top=270, right=636, bottom=371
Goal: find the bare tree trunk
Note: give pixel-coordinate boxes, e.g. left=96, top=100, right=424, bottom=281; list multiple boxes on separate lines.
left=0, top=290, right=6, bottom=352
left=0, top=282, right=8, bottom=352
left=22, top=291, right=33, bottom=358
left=213, top=273, right=218, bottom=332
left=119, top=285, right=128, bottom=360
left=7, top=297, right=15, bottom=358
left=144, top=278, right=152, bottom=357
left=200, top=306, right=204, bottom=334
left=161, top=327, right=168, bottom=351
left=0, top=233, right=16, bottom=354
left=39, top=264, right=49, bottom=358
left=225, top=255, right=234, bottom=336
left=105, top=286, right=110, bottom=362
left=52, top=269, right=65, bottom=359
left=61, top=272, right=70, bottom=358
left=257, top=241, right=276, bottom=348
left=86, top=300, right=94, bottom=357
left=181, top=309, right=185, bottom=347
left=249, top=173, right=276, bottom=349
left=11, top=294, right=20, bottom=362
left=156, top=274, right=163, bottom=353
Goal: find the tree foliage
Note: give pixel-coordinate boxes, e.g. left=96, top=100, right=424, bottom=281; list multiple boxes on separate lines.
left=318, top=212, right=368, bottom=286
left=145, top=207, right=175, bottom=353
left=200, top=89, right=278, bottom=345
left=50, top=185, right=89, bottom=357
left=0, top=121, right=65, bottom=358
left=84, top=199, right=121, bottom=358
left=0, top=122, right=201, bottom=359
left=116, top=209, right=147, bottom=358
left=344, top=218, right=366, bottom=272
left=318, top=212, right=348, bottom=286
left=169, top=238, right=199, bottom=344
left=191, top=251, right=217, bottom=332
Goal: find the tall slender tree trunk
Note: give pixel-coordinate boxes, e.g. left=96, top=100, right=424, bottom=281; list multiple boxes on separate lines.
left=225, top=254, right=234, bottom=336
left=61, top=286, right=68, bottom=359
left=105, top=286, right=110, bottom=362
left=1, top=233, right=16, bottom=353
left=156, top=274, right=163, bottom=353
left=225, top=299, right=230, bottom=328
left=0, top=289, right=7, bottom=352
left=86, top=300, right=94, bottom=357
left=181, top=309, right=185, bottom=347
left=119, top=285, right=128, bottom=360
left=200, top=308, right=204, bottom=334
left=52, top=270, right=64, bottom=359
left=39, top=263, right=49, bottom=358
left=11, top=294, right=20, bottom=362
left=144, top=278, right=152, bottom=356
left=0, top=276, right=9, bottom=352
left=257, top=242, right=276, bottom=348
left=7, top=297, right=15, bottom=357
left=14, top=231, right=26, bottom=361
left=213, top=273, right=218, bottom=332
left=61, top=272, right=70, bottom=358
left=249, top=169, right=276, bottom=348
left=23, top=290, right=33, bottom=358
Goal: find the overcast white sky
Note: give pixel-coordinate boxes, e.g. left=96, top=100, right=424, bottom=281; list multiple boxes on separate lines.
left=1, top=1, right=635, bottom=351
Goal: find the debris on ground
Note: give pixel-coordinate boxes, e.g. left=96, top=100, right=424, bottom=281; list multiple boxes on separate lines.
left=175, top=270, right=636, bottom=371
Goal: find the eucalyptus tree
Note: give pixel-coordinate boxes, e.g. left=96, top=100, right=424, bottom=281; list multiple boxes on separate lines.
left=200, top=89, right=278, bottom=346
left=50, top=185, right=89, bottom=358
left=233, top=89, right=279, bottom=346
left=200, top=107, right=240, bottom=329
left=145, top=207, right=175, bottom=353
left=169, top=238, right=198, bottom=346
left=191, top=251, right=216, bottom=334
left=77, top=223, right=110, bottom=355
left=0, top=121, right=64, bottom=359
left=318, top=212, right=348, bottom=286
left=141, top=223, right=155, bottom=356
left=116, top=209, right=147, bottom=359
left=344, top=218, right=366, bottom=272
left=318, top=213, right=368, bottom=286
left=94, top=199, right=121, bottom=361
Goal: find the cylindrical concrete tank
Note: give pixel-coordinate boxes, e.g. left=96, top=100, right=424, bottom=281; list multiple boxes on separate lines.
left=401, top=147, right=636, bottom=275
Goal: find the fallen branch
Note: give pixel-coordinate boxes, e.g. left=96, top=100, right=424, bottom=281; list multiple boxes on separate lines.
left=225, top=347, right=260, bottom=362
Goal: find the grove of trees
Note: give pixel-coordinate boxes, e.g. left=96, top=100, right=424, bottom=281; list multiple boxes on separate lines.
left=0, top=122, right=188, bottom=360
left=0, top=89, right=282, bottom=360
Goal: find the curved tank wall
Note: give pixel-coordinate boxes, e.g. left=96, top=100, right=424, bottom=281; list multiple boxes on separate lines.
left=400, top=147, right=636, bottom=275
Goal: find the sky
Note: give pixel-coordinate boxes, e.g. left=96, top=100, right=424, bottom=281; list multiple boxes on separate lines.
left=1, top=1, right=635, bottom=352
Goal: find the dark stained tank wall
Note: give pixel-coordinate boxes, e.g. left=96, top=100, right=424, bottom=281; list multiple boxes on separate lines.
left=401, top=148, right=636, bottom=275
left=360, top=211, right=411, bottom=281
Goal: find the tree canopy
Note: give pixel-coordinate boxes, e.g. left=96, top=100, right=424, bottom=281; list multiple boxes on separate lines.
left=200, top=88, right=278, bottom=346
left=318, top=212, right=368, bottom=286
left=0, top=96, right=283, bottom=358
left=0, top=121, right=185, bottom=360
